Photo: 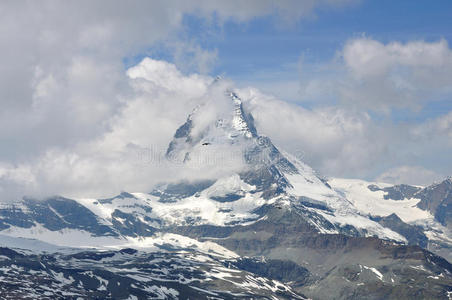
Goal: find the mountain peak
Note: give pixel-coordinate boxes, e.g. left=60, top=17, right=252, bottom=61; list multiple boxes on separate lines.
left=229, top=91, right=258, bottom=138
left=166, top=90, right=258, bottom=162
left=159, top=89, right=411, bottom=242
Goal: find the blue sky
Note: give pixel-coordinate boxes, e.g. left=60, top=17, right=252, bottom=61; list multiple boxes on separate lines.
left=213, top=0, right=452, bottom=75
left=138, top=0, right=452, bottom=124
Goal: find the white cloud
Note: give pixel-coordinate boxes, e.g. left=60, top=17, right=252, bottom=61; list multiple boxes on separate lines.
left=376, top=166, right=443, bottom=186
left=411, top=111, right=452, bottom=145
left=343, top=38, right=452, bottom=78
left=0, top=0, right=361, bottom=200
left=0, top=57, right=450, bottom=200
left=296, top=38, right=452, bottom=112
left=341, top=38, right=452, bottom=111
left=0, top=0, right=355, bottom=163
left=237, top=87, right=389, bottom=178
left=127, top=58, right=211, bottom=96
left=235, top=85, right=452, bottom=185
left=0, top=59, right=247, bottom=200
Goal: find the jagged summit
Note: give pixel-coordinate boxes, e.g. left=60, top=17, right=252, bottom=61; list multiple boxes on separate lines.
left=165, top=90, right=299, bottom=197
left=166, top=90, right=257, bottom=161
left=229, top=91, right=258, bottom=138
left=166, top=90, right=282, bottom=164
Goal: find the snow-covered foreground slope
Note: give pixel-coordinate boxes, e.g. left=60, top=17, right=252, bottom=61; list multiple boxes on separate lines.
left=0, top=246, right=304, bottom=299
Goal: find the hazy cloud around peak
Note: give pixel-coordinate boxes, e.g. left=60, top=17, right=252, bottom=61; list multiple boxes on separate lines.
left=0, top=56, right=449, bottom=201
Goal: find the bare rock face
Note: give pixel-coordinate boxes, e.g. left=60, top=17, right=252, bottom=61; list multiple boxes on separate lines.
left=368, top=184, right=422, bottom=200
left=415, top=178, right=452, bottom=229
left=370, top=213, right=428, bottom=247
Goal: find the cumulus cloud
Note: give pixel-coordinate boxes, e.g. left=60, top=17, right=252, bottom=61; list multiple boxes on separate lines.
left=0, top=59, right=249, bottom=200
left=0, top=0, right=362, bottom=200
left=276, top=37, right=452, bottom=183
left=340, top=38, right=452, bottom=111
left=238, top=88, right=392, bottom=178
left=298, top=38, right=452, bottom=112
left=235, top=84, right=452, bottom=184
left=0, top=0, right=357, bottom=162
left=0, top=56, right=449, bottom=200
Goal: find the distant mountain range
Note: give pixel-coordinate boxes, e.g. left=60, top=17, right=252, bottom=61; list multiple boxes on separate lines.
left=0, top=88, right=451, bottom=299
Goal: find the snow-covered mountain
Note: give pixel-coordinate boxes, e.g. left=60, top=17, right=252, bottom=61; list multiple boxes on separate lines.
left=0, top=88, right=451, bottom=299
left=330, top=177, right=452, bottom=262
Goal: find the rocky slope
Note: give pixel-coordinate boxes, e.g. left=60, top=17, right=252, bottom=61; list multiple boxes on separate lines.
left=0, top=245, right=304, bottom=299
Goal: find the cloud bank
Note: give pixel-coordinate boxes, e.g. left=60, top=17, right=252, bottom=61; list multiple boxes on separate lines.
left=1, top=0, right=353, bottom=163
left=0, top=1, right=450, bottom=201
left=0, top=54, right=450, bottom=200
left=0, top=0, right=361, bottom=200
left=0, top=59, right=242, bottom=200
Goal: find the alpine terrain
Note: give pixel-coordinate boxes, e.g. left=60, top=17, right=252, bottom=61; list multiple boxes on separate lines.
left=0, top=86, right=451, bottom=299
